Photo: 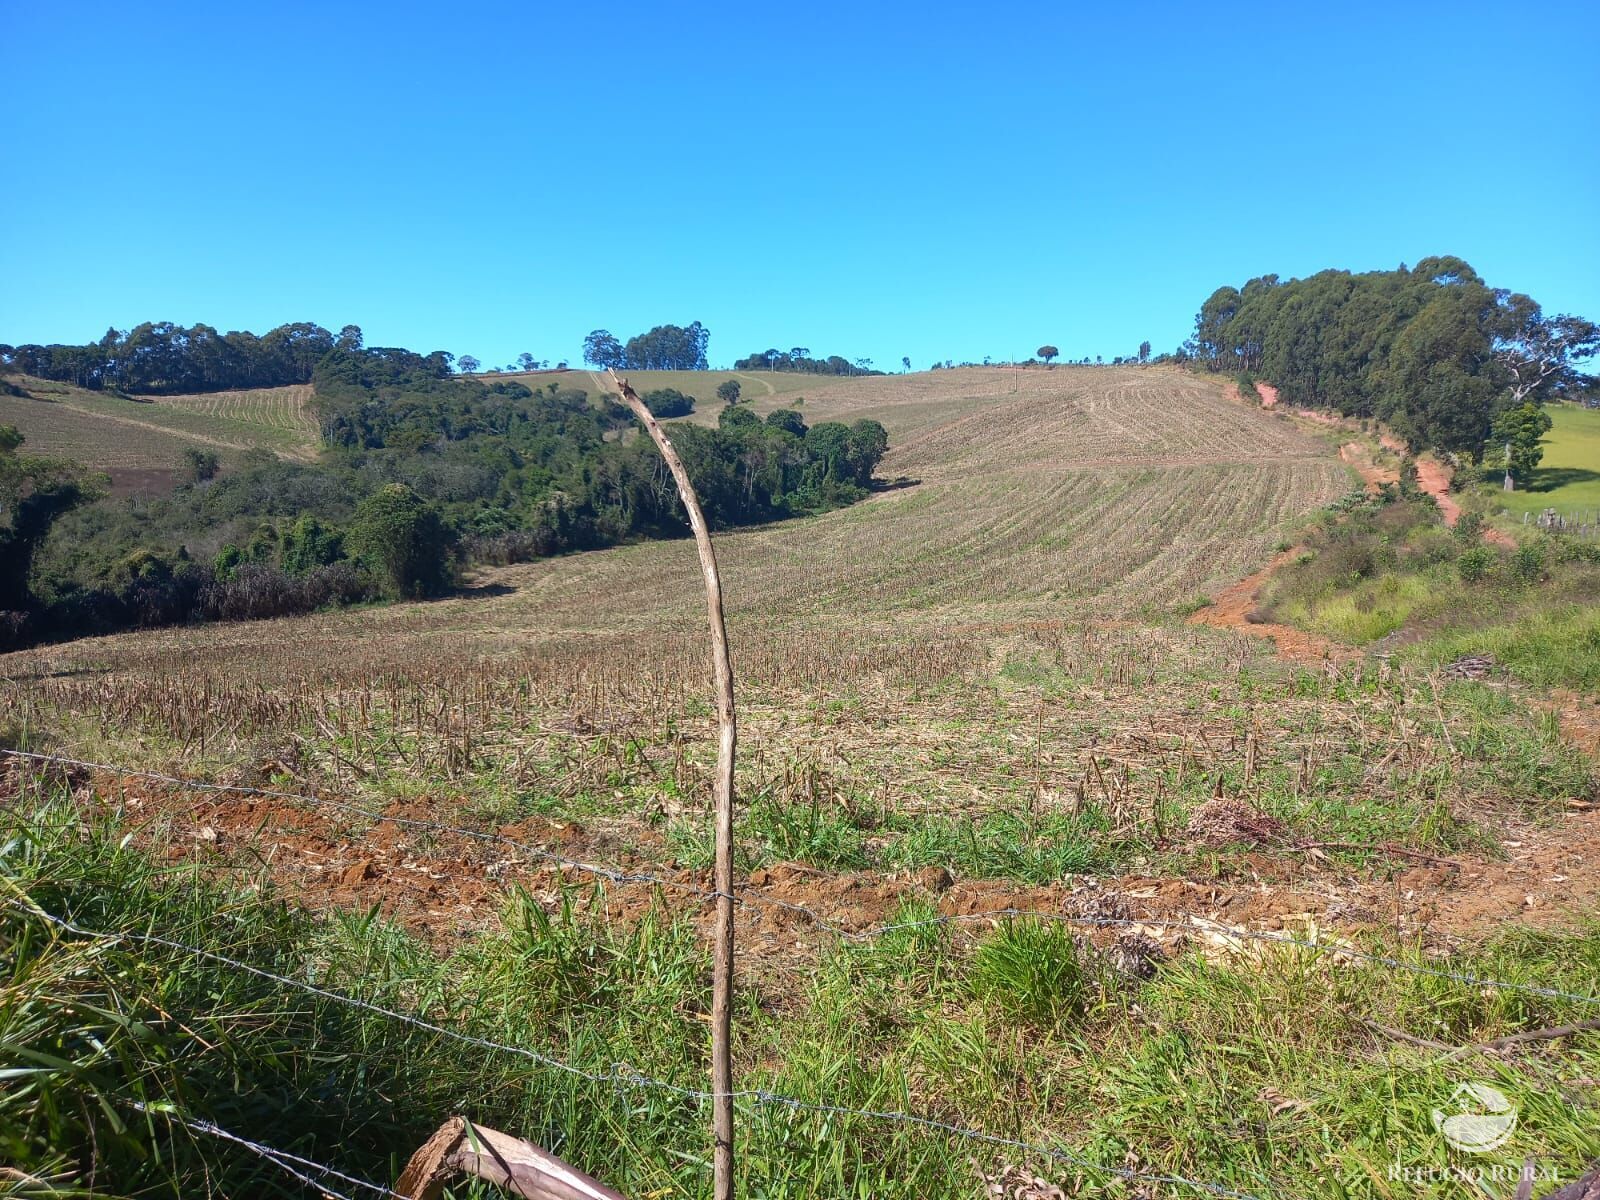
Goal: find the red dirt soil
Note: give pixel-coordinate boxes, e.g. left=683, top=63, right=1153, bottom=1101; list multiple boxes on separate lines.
left=1186, top=547, right=1345, bottom=666
left=1247, top=377, right=1519, bottom=544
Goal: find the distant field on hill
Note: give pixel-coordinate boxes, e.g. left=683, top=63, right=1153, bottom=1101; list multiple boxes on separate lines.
left=0, top=376, right=320, bottom=477
left=141, top=383, right=320, bottom=444
left=503, top=367, right=832, bottom=424
left=1489, top=403, right=1600, bottom=519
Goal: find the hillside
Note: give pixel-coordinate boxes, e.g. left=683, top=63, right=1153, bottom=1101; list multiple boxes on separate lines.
left=7, top=363, right=1600, bottom=1197
left=0, top=376, right=320, bottom=487
left=6, top=366, right=1346, bottom=656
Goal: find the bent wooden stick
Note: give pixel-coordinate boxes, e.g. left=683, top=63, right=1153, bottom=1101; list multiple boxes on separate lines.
left=396, top=1116, right=628, bottom=1200
left=604, top=368, right=737, bottom=1200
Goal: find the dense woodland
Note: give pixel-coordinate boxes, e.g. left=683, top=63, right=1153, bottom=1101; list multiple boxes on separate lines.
left=0, top=339, right=888, bottom=649
left=1186, top=256, right=1599, bottom=457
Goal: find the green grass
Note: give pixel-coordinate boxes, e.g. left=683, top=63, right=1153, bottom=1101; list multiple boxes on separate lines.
left=1486, top=403, right=1600, bottom=519
left=7, top=791, right=1600, bottom=1199
left=1409, top=604, right=1600, bottom=693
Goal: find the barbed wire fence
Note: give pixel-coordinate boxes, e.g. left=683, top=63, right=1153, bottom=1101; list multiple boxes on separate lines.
left=6, top=748, right=1599, bottom=1199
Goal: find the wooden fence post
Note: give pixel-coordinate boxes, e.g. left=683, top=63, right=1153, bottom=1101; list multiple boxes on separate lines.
left=603, top=370, right=738, bottom=1200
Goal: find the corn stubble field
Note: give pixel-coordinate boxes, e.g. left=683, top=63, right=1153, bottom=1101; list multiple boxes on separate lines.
left=0, top=378, right=321, bottom=469
left=5, top=366, right=1599, bottom=1198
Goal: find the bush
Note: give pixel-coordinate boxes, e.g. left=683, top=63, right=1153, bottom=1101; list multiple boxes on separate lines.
left=346, top=484, right=453, bottom=599
left=643, top=388, right=694, bottom=418
left=1510, top=541, right=1548, bottom=585
left=1457, top=546, right=1496, bottom=583
left=200, top=562, right=372, bottom=621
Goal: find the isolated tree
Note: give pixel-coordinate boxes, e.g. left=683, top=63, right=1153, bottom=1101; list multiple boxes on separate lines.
left=901, top=356, right=911, bottom=373
left=582, top=329, right=625, bottom=369
left=457, top=355, right=481, bottom=374
left=517, top=352, right=536, bottom=371
left=1494, top=306, right=1600, bottom=406
left=1490, top=402, right=1554, bottom=490
left=1037, top=345, right=1059, bottom=366
left=716, top=379, right=741, bottom=405
left=853, top=357, right=873, bottom=373
left=346, top=483, right=452, bottom=598
left=1138, top=340, right=1151, bottom=363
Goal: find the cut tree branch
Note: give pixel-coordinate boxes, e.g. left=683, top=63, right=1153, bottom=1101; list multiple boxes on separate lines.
left=604, top=369, right=737, bottom=1200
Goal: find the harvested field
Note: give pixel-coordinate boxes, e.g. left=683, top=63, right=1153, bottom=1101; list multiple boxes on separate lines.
left=0, top=375, right=319, bottom=464
left=7, top=364, right=1599, bottom=1200
left=5, top=365, right=1573, bottom=929
left=142, top=382, right=320, bottom=452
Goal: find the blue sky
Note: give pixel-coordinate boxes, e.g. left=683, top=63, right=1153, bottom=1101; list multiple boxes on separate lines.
left=3, top=1, right=1596, bottom=371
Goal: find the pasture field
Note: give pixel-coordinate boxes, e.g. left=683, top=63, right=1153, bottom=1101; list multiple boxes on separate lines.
left=1489, top=402, right=1600, bottom=519
left=4, top=366, right=1599, bottom=1198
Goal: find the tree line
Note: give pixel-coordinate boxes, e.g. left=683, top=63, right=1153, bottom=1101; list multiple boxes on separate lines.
left=582, top=323, right=710, bottom=371
left=1183, top=256, right=1598, bottom=460
left=1, top=341, right=889, bottom=649
left=731, top=348, right=881, bottom=376
left=0, top=322, right=372, bottom=393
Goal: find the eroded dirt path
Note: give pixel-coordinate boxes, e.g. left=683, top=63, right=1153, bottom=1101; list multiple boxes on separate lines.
left=1248, top=377, right=1519, bottom=546
left=1185, top=546, right=1345, bottom=666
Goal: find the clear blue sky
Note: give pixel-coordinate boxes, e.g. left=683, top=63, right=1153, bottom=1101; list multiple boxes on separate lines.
left=3, top=1, right=1596, bottom=371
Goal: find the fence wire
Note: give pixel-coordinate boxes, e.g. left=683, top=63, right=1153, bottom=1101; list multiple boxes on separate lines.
left=6, top=749, right=1595, bottom=1007
left=10, top=896, right=1267, bottom=1200
left=7, top=748, right=1599, bottom=1200
left=132, top=1102, right=405, bottom=1200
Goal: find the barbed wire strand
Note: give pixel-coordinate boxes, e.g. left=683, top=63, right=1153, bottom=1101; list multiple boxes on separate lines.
left=7, top=749, right=1596, bottom=1008
left=133, top=1101, right=402, bottom=1199
left=821, top=908, right=1600, bottom=1007
left=8, top=897, right=1267, bottom=1200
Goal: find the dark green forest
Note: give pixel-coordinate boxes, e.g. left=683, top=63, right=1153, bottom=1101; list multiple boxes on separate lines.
left=0, top=322, right=373, bottom=393
left=1185, top=256, right=1598, bottom=457
left=0, top=341, right=889, bottom=649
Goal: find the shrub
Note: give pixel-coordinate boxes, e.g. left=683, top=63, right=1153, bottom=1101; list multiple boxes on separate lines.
left=643, top=388, right=694, bottom=418
left=1454, top=511, right=1485, bottom=542
left=200, top=563, right=373, bottom=621
left=1510, top=541, right=1548, bottom=585
left=1457, top=546, right=1496, bottom=583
